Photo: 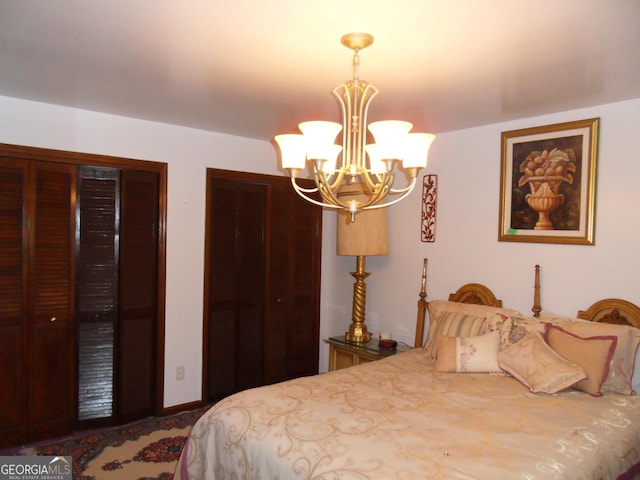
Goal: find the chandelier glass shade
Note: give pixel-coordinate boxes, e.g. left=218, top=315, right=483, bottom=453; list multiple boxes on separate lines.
left=274, top=33, right=435, bottom=221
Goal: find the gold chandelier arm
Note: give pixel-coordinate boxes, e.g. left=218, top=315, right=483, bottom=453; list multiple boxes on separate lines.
left=291, top=180, right=319, bottom=193
left=317, top=177, right=348, bottom=208
left=322, top=168, right=348, bottom=191
left=290, top=178, right=341, bottom=209
left=333, top=86, right=350, bottom=172
left=387, top=168, right=421, bottom=193
left=363, top=176, right=418, bottom=210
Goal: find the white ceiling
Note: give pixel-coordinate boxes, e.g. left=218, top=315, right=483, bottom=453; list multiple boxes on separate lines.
left=1, top=1, right=639, bottom=141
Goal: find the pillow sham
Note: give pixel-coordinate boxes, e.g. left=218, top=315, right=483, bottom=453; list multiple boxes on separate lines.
left=425, top=300, right=520, bottom=359
left=548, top=320, right=640, bottom=395
left=545, top=324, right=617, bottom=396
left=435, top=330, right=501, bottom=373
left=497, top=331, right=587, bottom=394
left=487, top=313, right=546, bottom=350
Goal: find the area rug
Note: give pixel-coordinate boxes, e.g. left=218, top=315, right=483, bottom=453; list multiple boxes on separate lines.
left=18, top=406, right=209, bottom=480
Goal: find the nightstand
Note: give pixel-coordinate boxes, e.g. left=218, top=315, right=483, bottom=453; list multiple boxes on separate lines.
left=325, top=335, right=412, bottom=371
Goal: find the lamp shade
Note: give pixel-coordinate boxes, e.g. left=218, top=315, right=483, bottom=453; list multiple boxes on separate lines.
left=274, top=134, right=306, bottom=170
left=299, top=121, right=342, bottom=161
left=403, top=133, right=435, bottom=169
left=367, top=120, right=412, bottom=160
left=336, top=184, right=389, bottom=256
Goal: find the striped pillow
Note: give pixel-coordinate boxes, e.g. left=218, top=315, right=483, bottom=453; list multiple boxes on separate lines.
left=424, top=301, right=521, bottom=359
left=425, top=311, right=488, bottom=359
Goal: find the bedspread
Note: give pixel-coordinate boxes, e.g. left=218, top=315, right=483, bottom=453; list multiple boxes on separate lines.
left=175, top=349, right=640, bottom=479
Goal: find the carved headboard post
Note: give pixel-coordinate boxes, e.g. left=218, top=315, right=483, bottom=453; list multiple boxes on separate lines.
left=414, top=258, right=428, bottom=348
left=532, top=264, right=542, bottom=318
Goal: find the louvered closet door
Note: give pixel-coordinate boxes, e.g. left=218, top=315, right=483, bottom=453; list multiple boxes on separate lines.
left=27, top=161, right=76, bottom=441
left=206, top=178, right=267, bottom=401
left=263, top=184, right=321, bottom=384
left=76, top=166, right=118, bottom=422
left=118, top=169, right=159, bottom=421
left=76, top=167, right=159, bottom=424
left=0, top=159, right=27, bottom=447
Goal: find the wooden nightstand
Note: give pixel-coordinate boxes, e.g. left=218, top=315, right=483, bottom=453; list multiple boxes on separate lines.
left=325, top=335, right=412, bottom=371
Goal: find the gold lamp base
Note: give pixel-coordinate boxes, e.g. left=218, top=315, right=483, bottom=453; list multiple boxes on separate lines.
left=345, top=255, right=372, bottom=343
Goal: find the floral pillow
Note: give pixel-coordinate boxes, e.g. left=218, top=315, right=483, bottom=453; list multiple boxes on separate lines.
left=487, top=313, right=547, bottom=350
left=497, top=331, right=587, bottom=394
left=435, top=330, right=501, bottom=373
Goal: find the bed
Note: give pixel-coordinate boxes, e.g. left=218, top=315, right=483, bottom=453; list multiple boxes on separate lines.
left=175, top=262, right=640, bottom=479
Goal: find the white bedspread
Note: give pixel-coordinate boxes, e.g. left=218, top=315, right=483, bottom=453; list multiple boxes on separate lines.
left=175, top=349, right=640, bottom=479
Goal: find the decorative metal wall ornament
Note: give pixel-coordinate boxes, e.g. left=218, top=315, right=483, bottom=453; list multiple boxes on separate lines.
left=421, top=174, right=438, bottom=242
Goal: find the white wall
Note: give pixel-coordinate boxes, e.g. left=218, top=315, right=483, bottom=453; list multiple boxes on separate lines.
left=3, top=95, right=639, bottom=406
left=320, top=98, right=640, bottom=356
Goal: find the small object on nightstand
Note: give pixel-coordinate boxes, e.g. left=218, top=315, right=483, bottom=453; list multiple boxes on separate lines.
left=379, top=338, right=397, bottom=350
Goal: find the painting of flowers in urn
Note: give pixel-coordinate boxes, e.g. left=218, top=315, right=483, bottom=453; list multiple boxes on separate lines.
left=499, top=118, right=599, bottom=245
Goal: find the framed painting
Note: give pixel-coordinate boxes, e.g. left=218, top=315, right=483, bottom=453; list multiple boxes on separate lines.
left=499, top=118, right=599, bottom=245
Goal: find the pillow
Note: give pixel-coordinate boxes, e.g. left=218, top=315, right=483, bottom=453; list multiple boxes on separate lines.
left=424, top=300, right=520, bottom=359
left=435, top=330, right=501, bottom=373
left=498, top=331, right=587, bottom=394
left=487, top=313, right=546, bottom=349
left=545, top=324, right=617, bottom=396
left=549, top=320, right=640, bottom=395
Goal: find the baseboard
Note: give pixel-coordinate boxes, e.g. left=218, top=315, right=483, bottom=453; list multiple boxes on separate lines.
left=160, top=400, right=205, bottom=417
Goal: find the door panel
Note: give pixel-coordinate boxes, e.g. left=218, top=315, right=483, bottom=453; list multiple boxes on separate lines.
left=118, top=170, right=159, bottom=421
left=27, top=161, right=76, bottom=441
left=206, top=179, right=266, bottom=400
left=76, top=166, right=119, bottom=422
left=0, top=159, right=27, bottom=447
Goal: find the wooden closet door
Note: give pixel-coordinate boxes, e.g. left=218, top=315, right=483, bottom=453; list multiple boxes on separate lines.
left=76, top=167, right=159, bottom=424
left=27, top=161, right=76, bottom=441
left=76, top=166, right=119, bottom=422
left=206, top=177, right=267, bottom=401
left=204, top=170, right=322, bottom=401
left=263, top=184, right=321, bottom=384
left=0, top=159, right=27, bottom=447
left=118, top=169, right=159, bottom=421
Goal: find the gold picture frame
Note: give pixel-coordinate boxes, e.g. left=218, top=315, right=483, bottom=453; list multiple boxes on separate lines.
left=499, top=118, right=599, bottom=245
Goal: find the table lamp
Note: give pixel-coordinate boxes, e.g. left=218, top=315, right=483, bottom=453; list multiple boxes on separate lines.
left=337, top=184, right=389, bottom=343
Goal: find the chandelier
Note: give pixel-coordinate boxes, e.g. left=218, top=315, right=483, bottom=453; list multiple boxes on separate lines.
left=274, top=33, right=435, bottom=221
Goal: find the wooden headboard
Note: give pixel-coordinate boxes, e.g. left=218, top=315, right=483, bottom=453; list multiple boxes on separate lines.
left=577, top=299, right=640, bottom=328
left=413, top=259, right=504, bottom=348
left=413, top=260, right=640, bottom=348
left=448, top=283, right=502, bottom=307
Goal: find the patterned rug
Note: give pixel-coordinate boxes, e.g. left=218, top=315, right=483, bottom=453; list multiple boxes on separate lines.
left=16, top=406, right=209, bottom=480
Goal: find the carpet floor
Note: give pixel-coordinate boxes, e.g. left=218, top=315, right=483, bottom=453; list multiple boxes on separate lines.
left=2, top=406, right=210, bottom=480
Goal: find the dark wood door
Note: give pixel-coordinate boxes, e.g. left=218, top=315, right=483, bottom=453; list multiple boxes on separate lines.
left=27, top=161, right=76, bottom=441
left=206, top=178, right=267, bottom=400
left=0, top=159, right=28, bottom=447
left=76, top=166, right=118, bottom=423
left=204, top=170, right=321, bottom=403
left=76, top=166, right=159, bottom=425
left=117, top=169, right=159, bottom=422
left=0, top=159, right=76, bottom=446
left=263, top=183, right=321, bottom=384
